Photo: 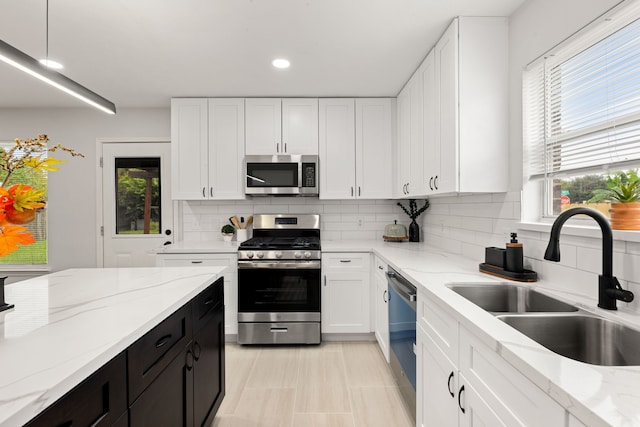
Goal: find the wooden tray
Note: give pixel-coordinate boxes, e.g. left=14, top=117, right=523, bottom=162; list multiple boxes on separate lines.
left=383, top=235, right=408, bottom=242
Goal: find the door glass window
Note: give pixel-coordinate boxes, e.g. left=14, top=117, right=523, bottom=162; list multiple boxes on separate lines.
left=115, top=157, right=161, bottom=235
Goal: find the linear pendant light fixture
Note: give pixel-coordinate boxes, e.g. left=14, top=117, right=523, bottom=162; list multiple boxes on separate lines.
left=0, top=40, right=116, bottom=115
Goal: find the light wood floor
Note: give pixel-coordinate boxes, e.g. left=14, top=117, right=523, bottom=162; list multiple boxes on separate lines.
left=213, top=341, right=415, bottom=427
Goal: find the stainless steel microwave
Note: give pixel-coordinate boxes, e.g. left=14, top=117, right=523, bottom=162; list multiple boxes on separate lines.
left=244, top=155, right=318, bottom=196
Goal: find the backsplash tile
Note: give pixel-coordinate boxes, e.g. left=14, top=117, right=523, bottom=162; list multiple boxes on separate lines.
left=422, top=191, right=640, bottom=315
left=179, top=198, right=403, bottom=243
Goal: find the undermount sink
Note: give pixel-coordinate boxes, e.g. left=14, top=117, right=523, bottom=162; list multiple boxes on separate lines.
left=498, top=314, right=640, bottom=366
left=447, top=284, right=579, bottom=313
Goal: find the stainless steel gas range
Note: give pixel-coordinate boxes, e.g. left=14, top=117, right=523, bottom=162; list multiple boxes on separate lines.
left=237, top=214, right=321, bottom=345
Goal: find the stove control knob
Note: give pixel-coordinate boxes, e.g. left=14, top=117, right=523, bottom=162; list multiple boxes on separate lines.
left=246, top=251, right=254, bottom=259
left=256, top=251, right=264, bottom=259
left=294, top=251, right=302, bottom=259
left=304, top=251, right=311, bottom=259
left=275, top=251, right=283, bottom=259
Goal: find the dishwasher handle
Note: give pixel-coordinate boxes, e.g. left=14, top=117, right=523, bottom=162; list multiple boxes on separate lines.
left=386, top=269, right=417, bottom=310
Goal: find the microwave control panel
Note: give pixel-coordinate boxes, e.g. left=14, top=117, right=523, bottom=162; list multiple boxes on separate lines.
left=302, top=163, right=316, bottom=187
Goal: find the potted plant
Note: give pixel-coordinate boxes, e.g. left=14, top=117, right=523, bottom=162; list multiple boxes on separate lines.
left=606, top=169, right=640, bottom=230
left=221, top=224, right=235, bottom=242
left=397, top=199, right=430, bottom=242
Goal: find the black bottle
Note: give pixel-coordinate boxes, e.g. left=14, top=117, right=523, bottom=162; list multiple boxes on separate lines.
left=505, top=232, right=524, bottom=273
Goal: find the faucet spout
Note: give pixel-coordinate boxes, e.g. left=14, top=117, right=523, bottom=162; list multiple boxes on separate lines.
left=544, top=207, right=633, bottom=310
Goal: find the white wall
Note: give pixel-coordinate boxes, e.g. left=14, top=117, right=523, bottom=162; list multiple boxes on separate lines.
left=0, top=108, right=170, bottom=273
left=422, top=0, right=640, bottom=315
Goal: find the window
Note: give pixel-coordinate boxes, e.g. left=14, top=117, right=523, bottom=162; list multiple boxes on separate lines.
left=523, top=1, right=640, bottom=219
left=0, top=141, right=48, bottom=266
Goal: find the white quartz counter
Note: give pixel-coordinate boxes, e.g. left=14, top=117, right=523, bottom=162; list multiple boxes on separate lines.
left=0, top=266, right=226, bottom=427
left=155, top=239, right=640, bottom=426
left=325, top=239, right=640, bottom=427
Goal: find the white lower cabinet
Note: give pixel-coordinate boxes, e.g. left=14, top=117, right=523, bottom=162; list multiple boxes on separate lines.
left=321, top=253, right=371, bottom=334
left=372, top=256, right=389, bottom=362
left=417, top=288, right=567, bottom=427
left=156, top=253, right=238, bottom=335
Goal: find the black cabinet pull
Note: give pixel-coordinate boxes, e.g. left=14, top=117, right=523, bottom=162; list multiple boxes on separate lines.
left=155, top=334, right=172, bottom=348
left=458, top=385, right=465, bottom=413
left=202, top=187, right=206, bottom=198
left=204, top=298, right=215, bottom=305
left=429, top=176, right=433, bottom=190
left=383, top=289, right=388, bottom=303
left=447, top=371, right=455, bottom=397
left=193, top=341, right=202, bottom=361
left=434, top=175, right=438, bottom=190
left=186, top=349, right=194, bottom=370
left=340, top=259, right=352, bottom=263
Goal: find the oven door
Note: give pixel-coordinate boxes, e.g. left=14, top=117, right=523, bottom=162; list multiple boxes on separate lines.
left=237, top=260, right=321, bottom=320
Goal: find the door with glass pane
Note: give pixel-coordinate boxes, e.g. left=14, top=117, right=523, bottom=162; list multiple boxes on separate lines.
left=102, top=142, right=172, bottom=267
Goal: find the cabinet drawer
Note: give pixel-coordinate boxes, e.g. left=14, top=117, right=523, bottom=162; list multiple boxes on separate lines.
left=157, top=254, right=236, bottom=270
left=459, top=327, right=565, bottom=426
left=128, top=303, right=193, bottom=403
left=418, top=289, right=458, bottom=363
left=193, top=277, right=224, bottom=333
left=25, top=352, right=127, bottom=427
left=323, top=253, right=369, bottom=270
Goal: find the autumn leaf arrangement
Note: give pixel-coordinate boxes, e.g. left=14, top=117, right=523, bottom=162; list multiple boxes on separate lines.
left=0, top=135, right=83, bottom=257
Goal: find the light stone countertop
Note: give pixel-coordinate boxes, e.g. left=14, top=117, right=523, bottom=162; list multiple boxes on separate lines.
left=0, top=266, right=226, bottom=427
left=155, top=239, right=640, bottom=426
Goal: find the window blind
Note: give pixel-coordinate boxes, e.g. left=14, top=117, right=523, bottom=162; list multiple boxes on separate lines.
left=524, top=2, right=640, bottom=180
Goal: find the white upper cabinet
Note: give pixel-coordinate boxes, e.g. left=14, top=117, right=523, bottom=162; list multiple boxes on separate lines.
left=319, top=98, right=356, bottom=199
left=282, top=98, right=319, bottom=154
left=245, top=98, right=282, bottom=155
left=319, top=98, right=393, bottom=199
left=208, top=98, right=245, bottom=199
left=171, top=98, right=209, bottom=200
left=356, top=98, right=394, bottom=199
left=245, top=98, right=318, bottom=155
left=171, top=98, right=245, bottom=200
left=397, top=17, right=509, bottom=197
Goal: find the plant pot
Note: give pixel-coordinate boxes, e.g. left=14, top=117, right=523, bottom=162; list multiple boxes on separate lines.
left=609, top=202, right=640, bottom=230
left=222, top=233, right=234, bottom=242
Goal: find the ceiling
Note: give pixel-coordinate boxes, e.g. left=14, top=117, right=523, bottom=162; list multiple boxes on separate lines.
left=0, top=0, right=526, bottom=110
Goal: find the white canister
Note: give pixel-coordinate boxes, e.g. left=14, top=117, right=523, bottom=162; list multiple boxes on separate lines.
left=236, top=228, right=248, bottom=243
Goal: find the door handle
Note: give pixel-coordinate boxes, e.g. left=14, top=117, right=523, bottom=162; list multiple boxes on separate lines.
left=458, top=385, right=466, bottom=413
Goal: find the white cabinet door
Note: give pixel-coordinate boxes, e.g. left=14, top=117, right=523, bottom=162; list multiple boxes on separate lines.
left=245, top=98, right=282, bottom=155
left=458, top=374, right=507, bottom=427
left=421, top=49, right=439, bottom=194
left=409, top=67, right=425, bottom=197
left=434, top=19, right=458, bottom=195
left=417, top=325, right=458, bottom=427
left=373, top=257, right=389, bottom=362
left=282, top=98, right=318, bottom=154
left=319, top=98, right=356, bottom=199
left=396, top=87, right=411, bottom=197
left=208, top=98, right=245, bottom=200
left=355, top=98, right=393, bottom=199
left=171, top=98, right=209, bottom=200
left=321, top=253, right=371, bottom=334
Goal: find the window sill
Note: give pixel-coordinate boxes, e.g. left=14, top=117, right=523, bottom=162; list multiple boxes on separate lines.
left=517, top=221, right=640, bottom=243
left=0, top=266, right=50, bottom=273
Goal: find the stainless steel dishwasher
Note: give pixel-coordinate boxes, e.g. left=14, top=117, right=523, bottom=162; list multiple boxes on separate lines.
left=386, top=267, right=416, bottom=418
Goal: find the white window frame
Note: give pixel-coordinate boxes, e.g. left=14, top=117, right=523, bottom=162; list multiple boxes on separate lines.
left=521, top=0, right=640, bottom=242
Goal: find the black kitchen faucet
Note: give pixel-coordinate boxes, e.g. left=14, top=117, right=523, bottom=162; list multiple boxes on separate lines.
left=544, top=207, right=634, bottom=310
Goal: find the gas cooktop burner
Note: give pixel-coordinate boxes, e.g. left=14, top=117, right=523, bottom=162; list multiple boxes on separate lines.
left=239, top=236, right=320, bottom=250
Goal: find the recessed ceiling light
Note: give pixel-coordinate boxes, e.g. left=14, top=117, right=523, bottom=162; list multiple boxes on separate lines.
left=272, top=58, right=290, bottom=69
left=39, top=58, right=63, bottom=69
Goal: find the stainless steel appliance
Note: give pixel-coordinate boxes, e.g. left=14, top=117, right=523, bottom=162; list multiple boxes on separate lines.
left=244, top=155, right=318, bottom=196
left=237, top=214, right=321, bottom=344
left=387, top=267, right=417, bottom=417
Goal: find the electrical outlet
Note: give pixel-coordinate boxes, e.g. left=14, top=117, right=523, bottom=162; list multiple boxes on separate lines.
left=356, top=217, right=365, bottom=227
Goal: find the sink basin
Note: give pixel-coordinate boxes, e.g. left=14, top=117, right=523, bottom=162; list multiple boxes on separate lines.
left=498, top=314, right=640, bottom=366
left=447, top=284, right=579, bottom=313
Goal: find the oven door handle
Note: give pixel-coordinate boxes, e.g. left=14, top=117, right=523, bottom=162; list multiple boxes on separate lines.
left=238, top=260, right=321, bottom=269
